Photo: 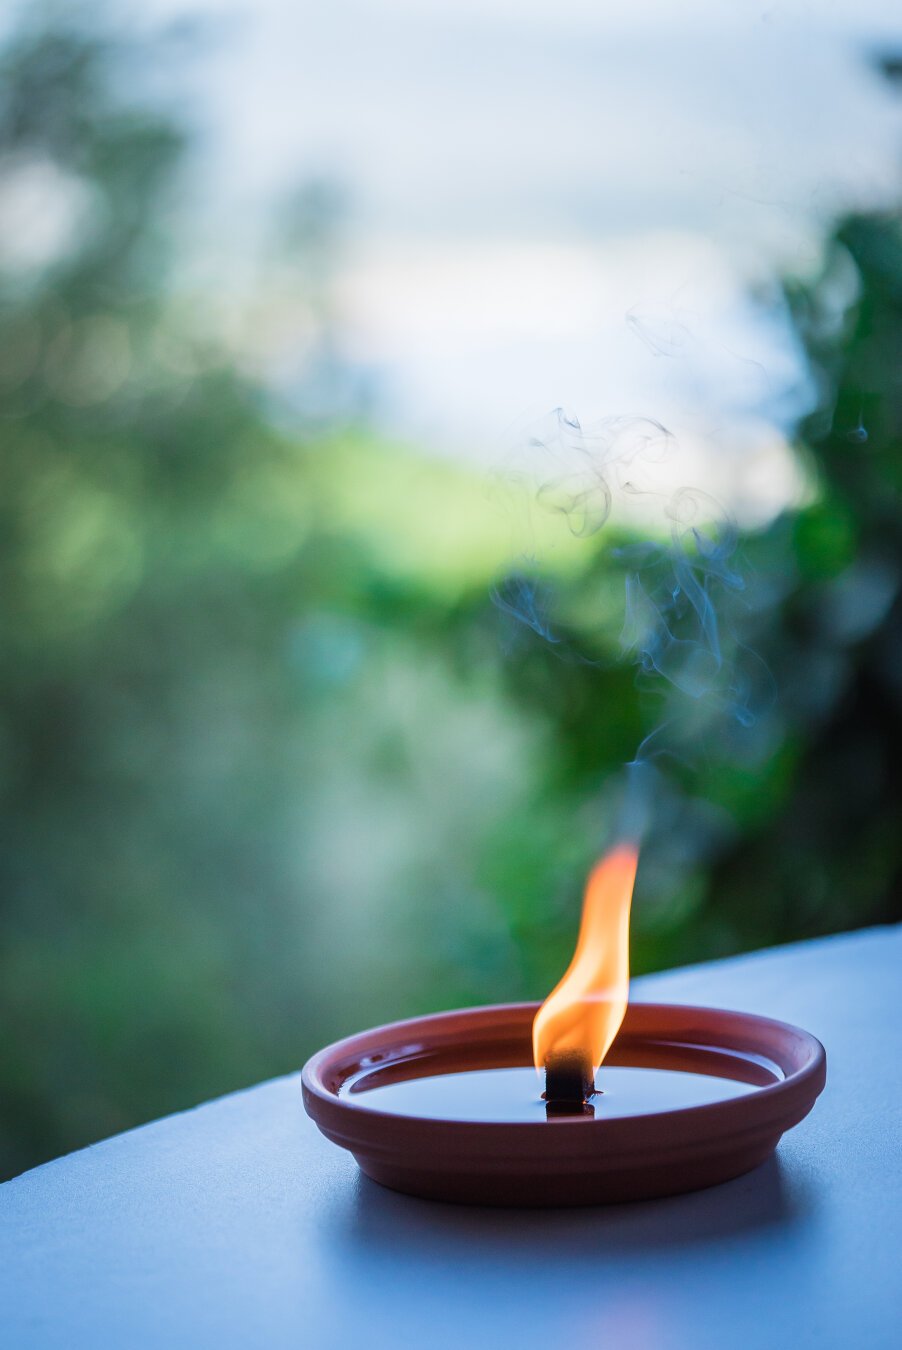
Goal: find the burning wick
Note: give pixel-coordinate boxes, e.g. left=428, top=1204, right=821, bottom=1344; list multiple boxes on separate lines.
left=543, top=1048, right=595, bottom=1116
left=534, top=843, right=639, bottom=1113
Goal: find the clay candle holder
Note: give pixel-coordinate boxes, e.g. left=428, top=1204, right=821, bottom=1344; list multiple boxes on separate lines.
left=302, top=999, right=826, bottom=1206
left=304, top=841, right=825, bottom=1204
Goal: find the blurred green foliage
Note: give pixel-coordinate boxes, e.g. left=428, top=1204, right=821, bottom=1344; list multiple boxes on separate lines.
left=1, top=18, right=900, bottom=1179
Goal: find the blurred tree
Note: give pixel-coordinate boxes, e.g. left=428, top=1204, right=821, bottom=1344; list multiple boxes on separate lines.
left=480, top=213, right=902, bottom=969
left=703, top=214, right=902, bottom=953
left=1, top=11, right=900, bottom=1182
left=0, top=17, right=311, bottom=1173
left=0, top=15, right=579, bottom=1178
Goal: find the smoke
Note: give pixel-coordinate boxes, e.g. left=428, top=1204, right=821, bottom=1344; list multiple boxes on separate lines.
left=492, top=407, right=772, bottom=782
left=491, top=569, right=560, bottom=645
left=618, top=485, right=756, bottom=730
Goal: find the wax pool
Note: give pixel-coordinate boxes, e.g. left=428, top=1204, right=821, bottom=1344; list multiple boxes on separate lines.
left=340, top=1063, right=768, bottom=1123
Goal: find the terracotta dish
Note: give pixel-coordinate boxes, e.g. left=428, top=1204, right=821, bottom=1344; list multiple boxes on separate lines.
left=301, top=1001, right=826, bottom=1206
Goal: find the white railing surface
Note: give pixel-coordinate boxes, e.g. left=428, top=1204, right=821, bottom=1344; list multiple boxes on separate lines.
left=2, top=923, right=900, bottom=1350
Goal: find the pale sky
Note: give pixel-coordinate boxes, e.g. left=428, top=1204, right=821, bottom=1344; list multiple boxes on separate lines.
left=128, top=0, right=902, bottom=522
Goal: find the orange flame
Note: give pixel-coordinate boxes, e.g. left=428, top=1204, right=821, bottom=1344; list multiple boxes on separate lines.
left=533, top=843, right=639, bottom=1075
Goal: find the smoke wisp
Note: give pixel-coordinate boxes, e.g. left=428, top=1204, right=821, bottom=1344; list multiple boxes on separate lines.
left=492, top=407, right=772, bottom=770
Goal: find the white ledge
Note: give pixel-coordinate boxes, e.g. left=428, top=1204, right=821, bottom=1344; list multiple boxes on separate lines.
left=1, top=924, right=900, bottom=1350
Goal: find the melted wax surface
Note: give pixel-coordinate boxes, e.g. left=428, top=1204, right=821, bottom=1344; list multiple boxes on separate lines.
left=341, top=1064, right=760, bottom=1122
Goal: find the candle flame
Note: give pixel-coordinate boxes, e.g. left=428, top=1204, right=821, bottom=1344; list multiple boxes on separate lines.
left=533, top=843, right=639, bottom=1076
